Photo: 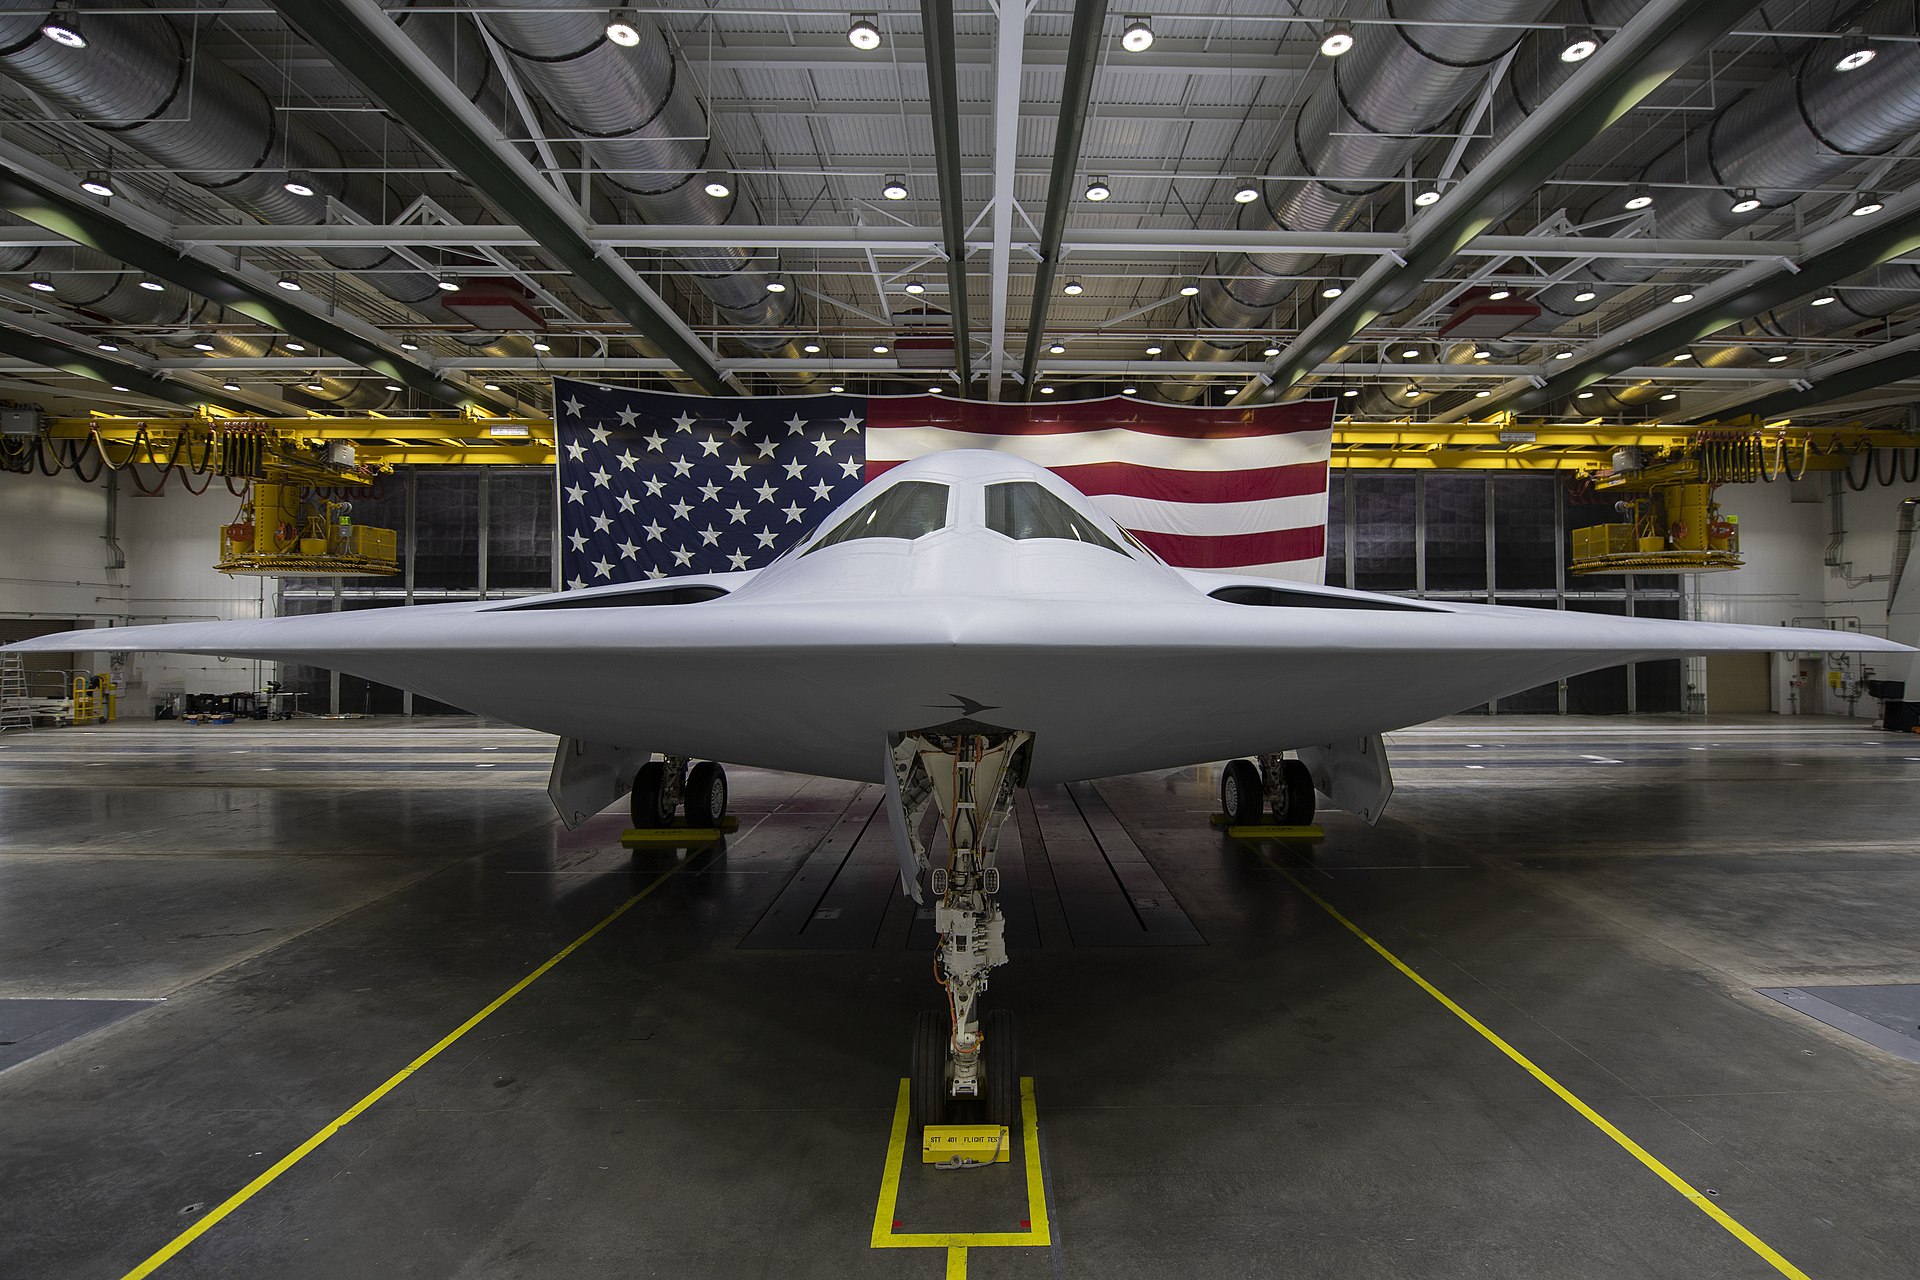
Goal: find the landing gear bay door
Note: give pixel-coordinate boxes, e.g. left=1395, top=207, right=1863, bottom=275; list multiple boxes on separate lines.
left=1297, top=733, right=1394, bottom=826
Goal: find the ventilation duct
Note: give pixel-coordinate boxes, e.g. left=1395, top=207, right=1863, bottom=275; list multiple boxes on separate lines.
left=462, top=2, right=799, bottom=353
left=1157, top=0, right=1553, bottom=400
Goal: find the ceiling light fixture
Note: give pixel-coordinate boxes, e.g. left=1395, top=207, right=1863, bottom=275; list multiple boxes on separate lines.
left=96, top=341, right=118, bottom=352
left=1810, top=293, right=1837, bottom=306
left=1320, top=284, right=1343, bottom=299
left=109, top=384, right=129, bottom=393
left=1475, top=389, right=1493, bottom=398
left=873, top=343, right=890, bottom=353
left=1048, top=342, right=1066, bottom=354
left=1122, top=385, right=1138, bottom=395
left=1573, top=285, right=1598, bottom=302
left=283, top=170, right=316, bottom=198
left=1658, top=392, right=1677, bottom=401
left=1178, top=283, right=1199, bottom=296
left=222, top=381, right=241, bottom=392
left=1672, top=352, right=1692, bottom=361
left=1084, top=175, right=1112, bottom=202
left=1145, top=344, right=1162, bottom=355
left=1623, top=185, right=1653, bottom=211
left=532, top=340, right=552, bottom=352
left=484, top=382, right=502, bottom=391
left=1262, top=345, right=1281, bottom=357
left=1576, top=390, right=1595, bottom=399
left=1487, top=288, right=1511, bottom=301
left=848, top=14, right=881, bottom=50
left=384, top=383, right=403, bottom=393
left=40, top=9, right=86, bottom=48
left=1400, top=347, right=1420, bottom=359
left=1319, top=20, right=1354, bottom=57
left=284, top=341, right=306, bottom=352
left=399, top=338, right=419, bottom=351
left=606, top=9, right=643, bottom=46
left=829, top=384, right=845, bottom=393
left=1559, top=27, right=1599, bottom=62
left=1553, top=348, right=1575, bottom=360
left=277, top=274, right=303, bottom=291
left=1834, top=29, right=1875, bottom=72
left=1231, top=177, right=1260, bottom=204
left=1473, top=347, right=1492, bottom=359
left=1039, top=385, right=1056, bottom=395
left=903, top=279, right=926, bottom=295
left=79, top=170, right=114, bottom=198
left=1730, top=187, right=1761, bottom=214
left=1671, top=291, right=1695, bottom=303
left=765, top=279, right=787, bottom=293
left=192, top=340, right=215, bottom=351
left=1413, top=187, right=1441, bottom=207
left=1767, top=353, right=1790, bottom=362
left=1402, top=386, right=1421, bottom=399
left=1851, top=192, right=1885, bottom=217
left=28, top=275, right=55, bottom=292
left=1342, top=388, right=1358, bottom=397
left=881, top=174, right=908, bottom=200
left=137, top=275, right=164, bottom=291
left=1063, top=279, right=1085, bottom=296
left=1121, top=15, right=1154, bottom=53
left=927, top=386, right=942, bottom=395
left=303, top=381, right=325, bottom=392
left=436, top=276, right=460, bottom=292
left=702, top=173, right=731, bottom=199
left=802, top=341, right=822, bottom=353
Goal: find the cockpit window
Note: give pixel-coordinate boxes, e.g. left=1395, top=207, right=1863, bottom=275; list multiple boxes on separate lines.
left=984, top=481, right=1127, bottom=554
left=806, top=480, right=950, bottom=552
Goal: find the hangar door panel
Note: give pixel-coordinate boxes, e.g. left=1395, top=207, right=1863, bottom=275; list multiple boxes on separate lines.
left=1706, top=653, right=1772, bottom=713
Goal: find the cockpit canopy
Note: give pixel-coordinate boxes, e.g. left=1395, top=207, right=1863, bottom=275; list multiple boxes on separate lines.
left=805, top=480, right=950, bottom=553
left=803, top=472, right=1137, bottom=559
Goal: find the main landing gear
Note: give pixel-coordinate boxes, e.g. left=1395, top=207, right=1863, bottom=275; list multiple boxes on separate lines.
left=630, top=755, right=729, bottom=827
left=891, top=729, right=1032, bottom=1130
left=1221, top=753, right=1315, bottom=826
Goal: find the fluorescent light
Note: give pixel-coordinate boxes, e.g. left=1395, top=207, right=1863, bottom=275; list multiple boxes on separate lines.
left=1063, top=280, right=1085, bottom=296
left=881, top=174, right=908, bottom=200
left=1085, top=175, right=1112, bottom=202
left=1320, top=22, right=1354, bottom=57
left=848, top=14, right=881, bottom=50
left=1231, top=177, right=1259, bottom=204
left=606, top=10, right=642, bottom=46
left=487, top=424, right=531, bottom=438
left=1121, top=16, right=1154, bottom=53
left=1178, top=283, right=1199, bottom=296
left=80, top=171, right=113, bottom=197
left=1320, top=284, right=1343, bottom=299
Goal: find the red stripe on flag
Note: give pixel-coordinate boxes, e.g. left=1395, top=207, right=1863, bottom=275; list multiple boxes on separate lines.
left=865, top=394, right=1330, bottom=439
left=1128, top=526, right=1326, bottom=569
left=864, top=458, right=1326, bottom=504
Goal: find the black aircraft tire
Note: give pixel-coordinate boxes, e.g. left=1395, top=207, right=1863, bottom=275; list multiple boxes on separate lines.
left=630, top=760, right=672, bottom=828
left=1221, top=758, right=1263, bottom=826
left=910, top=1010, right=949, bottom=1128
left=686, top=760, right=727, bottom=827
left=1274, top=758, right=1316, bottom=826
left=984, top=1008, right=1018, bottom=1132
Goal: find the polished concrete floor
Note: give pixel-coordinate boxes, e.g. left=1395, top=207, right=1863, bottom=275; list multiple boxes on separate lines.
left=2, top=716, right=1918, bottom=1279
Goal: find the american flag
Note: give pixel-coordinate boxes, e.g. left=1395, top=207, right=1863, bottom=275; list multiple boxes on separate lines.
left=554, top=379, right=1334, bottom=587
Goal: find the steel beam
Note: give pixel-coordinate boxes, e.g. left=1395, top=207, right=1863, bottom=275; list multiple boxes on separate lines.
left=1236, top=0, right=1758, bottom=406
left=1018, top=0, right=1109, bottom=399
left=919, top=0, right=974, bottom=386
left=0, top=321, right=254, bottom=414
left=986, top=1, right=1028, bottom=399
left=268, top=0, right=733, bottom=396
left=1489, top=186, right=1920, bottom=415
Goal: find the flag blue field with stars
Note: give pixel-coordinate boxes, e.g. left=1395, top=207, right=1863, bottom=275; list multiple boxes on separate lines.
left=553, top=378, right=868, bottom=588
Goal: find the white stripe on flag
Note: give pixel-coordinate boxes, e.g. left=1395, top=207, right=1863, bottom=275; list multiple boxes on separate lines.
left=1088, top=491, right=1327, bottom=538
left=864, top=425, right=1332, bottom=472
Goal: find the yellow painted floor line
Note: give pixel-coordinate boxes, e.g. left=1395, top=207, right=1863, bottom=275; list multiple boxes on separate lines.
left=871, top=1076, right=1051, bottom=1251
left=1273, top=863, right=1812, bottom=1280
left=118, top=858, right=695, bottom=1280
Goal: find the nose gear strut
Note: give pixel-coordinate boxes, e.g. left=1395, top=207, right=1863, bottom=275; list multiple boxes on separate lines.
left=887, top=728, right=1032, bottom=1127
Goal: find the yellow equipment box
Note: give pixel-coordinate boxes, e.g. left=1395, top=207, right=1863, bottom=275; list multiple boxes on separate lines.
left=921, top=1124, right=1011, bottom=1164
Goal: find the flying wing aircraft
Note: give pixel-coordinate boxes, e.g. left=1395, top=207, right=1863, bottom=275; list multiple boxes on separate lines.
left=6, top=449, right=1910, bottom=1128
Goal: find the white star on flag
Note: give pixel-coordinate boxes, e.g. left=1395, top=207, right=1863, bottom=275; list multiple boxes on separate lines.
left=562, top=396, right=584, bottom=417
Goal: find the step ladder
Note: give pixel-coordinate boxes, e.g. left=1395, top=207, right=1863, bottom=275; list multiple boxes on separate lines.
left=0, top=654, right=31, bottom=733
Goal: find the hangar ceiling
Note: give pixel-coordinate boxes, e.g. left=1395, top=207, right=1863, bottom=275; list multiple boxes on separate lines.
left=2, top=0, right=1919, bottom=436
